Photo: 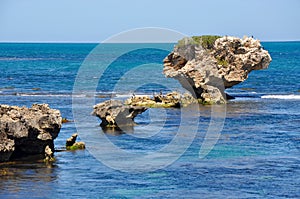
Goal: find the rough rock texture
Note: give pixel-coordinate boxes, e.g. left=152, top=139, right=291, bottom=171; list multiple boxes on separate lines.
left=125, top=92, right=181, bottom=108
left=125, top=92, right=198, bottom=108
left=163, top=36, right=272, bottom=104
left=0, top=104, right=62, bottom=162
left=92, top=100, right=147, bottom=127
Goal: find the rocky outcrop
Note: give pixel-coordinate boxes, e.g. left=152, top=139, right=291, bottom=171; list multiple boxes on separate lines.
left=125, top=92, right=198, bottom=107
left=163, top=35, right=272, bottom=104
left=0, top=104, right=62, bottom=162
left=92, top=100, right=147, bottom=128
left=125, top=92, right=180, bottom=108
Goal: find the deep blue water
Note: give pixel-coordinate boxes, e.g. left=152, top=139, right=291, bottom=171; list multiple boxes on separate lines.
left=0, top=42, right=299, bottom=198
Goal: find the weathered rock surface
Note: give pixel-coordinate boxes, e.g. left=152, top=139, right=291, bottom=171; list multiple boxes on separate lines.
left=125, top=92, right=198, bottom=107
left=125, top=92, right=180, bottom=108
left=0, top=104, right=62, bottom=162
left=92, top=100, right=147, bottom=127
left=163, top=35, right=272, bottom=104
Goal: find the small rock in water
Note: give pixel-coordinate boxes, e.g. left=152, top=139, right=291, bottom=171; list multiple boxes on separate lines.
left=66, top=133, right=85, bottom=150
left=66, top=133, right=78, bottom=147
left=62, top=117, right=71, bottom=123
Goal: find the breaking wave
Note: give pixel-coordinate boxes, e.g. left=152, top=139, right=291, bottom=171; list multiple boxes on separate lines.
left=261, top=95, right=300, bottom=100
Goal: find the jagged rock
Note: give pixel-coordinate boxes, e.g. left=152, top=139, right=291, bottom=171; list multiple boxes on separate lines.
left=66, top=133, right=85, bottom=150
left=66, top=133, right=78, bottom=147
left=92, top=100, right=147, bottom=127
left=163, top=35, right=272, bottom=104
left=0, top=104, right=62, bottom=162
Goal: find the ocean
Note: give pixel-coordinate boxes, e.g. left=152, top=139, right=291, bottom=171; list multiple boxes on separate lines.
left=0, top=42, right=299, bottom=198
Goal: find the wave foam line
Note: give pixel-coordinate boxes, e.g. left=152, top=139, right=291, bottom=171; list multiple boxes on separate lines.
left=261, top=95, right=300, bottom=100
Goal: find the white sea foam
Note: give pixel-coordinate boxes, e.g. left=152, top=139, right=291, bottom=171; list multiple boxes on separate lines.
left=261, top=95, right=300, bottom=100
left=115, top=94, right=132, bottom=98
left=15, top=93, right=88, bottom=98
left=0, top=57, right=45, bottom=61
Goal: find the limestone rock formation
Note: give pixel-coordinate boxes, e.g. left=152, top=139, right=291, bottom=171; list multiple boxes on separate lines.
left=92, top=100, right=147, bottom=128
left=0, top=104, right=62, bottom=162
left=163, top=35, right=272, bottom=104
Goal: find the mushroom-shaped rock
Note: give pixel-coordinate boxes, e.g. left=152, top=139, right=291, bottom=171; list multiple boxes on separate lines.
left=163, top=35, right=272, bottom=104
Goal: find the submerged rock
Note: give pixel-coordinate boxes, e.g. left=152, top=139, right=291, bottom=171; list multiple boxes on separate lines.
left=69, top=142, right=85, bottom=150
left=163, top=35, right=272, bottom=104
left=92, top=100, right=147, bottom=128
left=0, top=104, right=62, bottom=162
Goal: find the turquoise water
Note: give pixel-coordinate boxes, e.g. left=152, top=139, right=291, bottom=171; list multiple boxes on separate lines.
left=0, top=42, right=299, bottom=198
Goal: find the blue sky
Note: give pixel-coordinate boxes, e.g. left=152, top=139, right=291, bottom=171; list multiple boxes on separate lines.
left=0, top=0, right=299, bottom=42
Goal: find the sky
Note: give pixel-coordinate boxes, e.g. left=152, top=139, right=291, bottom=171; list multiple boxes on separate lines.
left=0, top=0, right=299, bottom=42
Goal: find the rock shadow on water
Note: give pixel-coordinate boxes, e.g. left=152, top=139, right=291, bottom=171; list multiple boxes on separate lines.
left=0, top=156, right=58, bottom=198
left=100, top=125, right=134, bottom=136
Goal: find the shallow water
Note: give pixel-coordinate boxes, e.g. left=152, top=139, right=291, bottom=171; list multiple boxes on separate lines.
left=0, top=42, right=299, bottom=198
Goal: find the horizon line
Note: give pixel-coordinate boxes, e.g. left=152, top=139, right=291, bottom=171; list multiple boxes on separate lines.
left=0, top=39, right=299, bottom=44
